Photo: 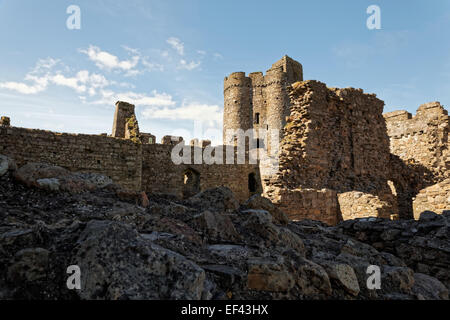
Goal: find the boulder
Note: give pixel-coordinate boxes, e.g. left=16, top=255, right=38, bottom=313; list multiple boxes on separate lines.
left=241, top=194, right=289, bottom=225
left=382, top=266, right=415, bottom=294
left=295, top=258, right=332, bottom=297
left=7, top=248, right=50, bottom=282
left=247, top=258, right=295, bottom=292
left=185, top=187, right=239, bottom=213
left=36, top=178, right=61, bottom=191
left=74, top=220, right=206, bottom=300
left=193, top=210, right=240, bottom=242
left=73, top=172, right=113, bottom=189
left=0, top=155, right=17, bottom=176
left=411, top=273, right=449, bottom=300
left=14, top=163, right=114, bottom=193
left=322, top=263, right=360, bottom=296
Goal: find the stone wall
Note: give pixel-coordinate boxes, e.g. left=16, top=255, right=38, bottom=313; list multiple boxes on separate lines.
left=223, top=72, right=253, bottom=144
left=264, top=186, right=340, bottom=226
left=141, top=144, right=260, bottom=202
left=264, top=80, right=397, bottom=223
left=413, top=179, right=450, bottom=219
left=0, top=125, right=259, bottom=202
left=223, top=56, right=303, bottom=152
left=111, top=101, right=137, bottom=138
left=384, top=102, right=449, bottom=218
left=0, top=126, right=142, bottom=191
left=338, top=191, right=392, bottom=221
left=384, top=102, right=449, bottom=182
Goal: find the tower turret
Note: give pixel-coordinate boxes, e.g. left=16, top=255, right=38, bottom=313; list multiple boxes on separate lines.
left=223, top=72, right=252, bottom=144
left=112, top=101, right=136, bottom=138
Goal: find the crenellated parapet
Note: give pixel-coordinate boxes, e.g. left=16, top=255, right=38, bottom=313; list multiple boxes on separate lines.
left=223, top=55, right=303, bottom=150
left=384, top=102, right=449, bottom=181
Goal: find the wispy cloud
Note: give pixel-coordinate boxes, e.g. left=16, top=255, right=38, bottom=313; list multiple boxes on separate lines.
left=0, top=58, right=110, bottom=95
left=0, top=79, right=47, bottom=95
left=91, top=89, right=175, bottom=107
left=142, top=101, right=222, bottom=125
left=79, top=45, right=140, bottom=75
left=166, top=37, right=184, bottom=55
left=178, top=59, right=201, bottom=71
left=213, top=53, right=223, bottom=60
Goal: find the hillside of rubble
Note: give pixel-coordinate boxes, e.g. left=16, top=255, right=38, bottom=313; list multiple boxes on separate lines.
left=0, top=155, right=448, bottom=300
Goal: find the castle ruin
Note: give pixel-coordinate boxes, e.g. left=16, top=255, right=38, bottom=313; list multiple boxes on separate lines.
left=0, top=56, right=448, bottom=225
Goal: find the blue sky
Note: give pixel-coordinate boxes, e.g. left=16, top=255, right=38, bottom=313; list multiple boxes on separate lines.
left=0, top=0, right=449, bottom=143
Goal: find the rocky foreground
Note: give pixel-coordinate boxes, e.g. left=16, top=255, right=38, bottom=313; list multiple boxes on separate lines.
left=0, top=155, right=449, bottom=300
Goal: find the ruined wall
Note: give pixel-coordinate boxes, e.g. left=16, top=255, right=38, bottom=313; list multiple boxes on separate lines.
left=264, top=186, right=340, bottom=226
left=384, top=102, right=449, bottom=218
left=264, top=80, right=397, bottom=224
left=0, top=126, right=142, bottom=190
left=112, top=101, right=137, bottom=138
left=384, top=102, right=449, bottom=182
left=0, top=124, right=259, bottom=202
left=141, top=144, right=259, bottom=202
left=223, top=56, right=303, bottom=150
left=223, top=72, right=253, bottom=144
left=412, top=178, right=450, bottom=219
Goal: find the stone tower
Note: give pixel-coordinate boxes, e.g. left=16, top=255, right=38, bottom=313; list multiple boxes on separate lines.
left=112, top=101, right=136, bottom=138
left=223, top=72, right=253, bottom=144
left=223, top=56, right=303, bottom=150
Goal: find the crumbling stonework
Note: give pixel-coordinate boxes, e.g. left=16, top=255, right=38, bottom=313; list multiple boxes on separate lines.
left=384, top=102, right=450, bottom=219
left=413, top=179, right=450, bottom=219
left=0, top=56, right=448, bottom=225
left=223, top=56, right=303, bottom=152
left=265, top=187, right=340, bottom=226
left=384, top=102, right=449, bottom=182
left=125, top=114, right=140, bottom=143
left=0, top=116, right=10, bottom=127
left=0, top=126, right=143, bottom=191
left=263, top=80, right=397, bottom=223
left=111, top=101, right=136, bottom=138
left=338, top=192, right=392, bottom=221
left=0, top=125, right=260, bottom=202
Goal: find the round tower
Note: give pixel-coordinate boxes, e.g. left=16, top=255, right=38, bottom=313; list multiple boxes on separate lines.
left=223, top=72, right=252, bottom=145
left=264, top=70, right=288, bottom=154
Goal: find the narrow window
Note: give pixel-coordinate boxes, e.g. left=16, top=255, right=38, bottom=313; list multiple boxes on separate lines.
left=182, top=168, right=201, bottom=199
left=255, top=113, right=260, bottom=124
left=248, top=173, right=257, bottom=193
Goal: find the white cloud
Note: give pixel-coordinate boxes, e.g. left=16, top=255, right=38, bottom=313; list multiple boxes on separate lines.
left=92, top=89, right=176, bottom=107
left=31, top=58, right=60, bottom=73
left=142, top=57, right=164, bottom=72
left=160, top=50, right=169, bottom=58
left=178, top=59, right=201, bottom=70
left=0, top=79, right=47, bottom=95
left=79, top=45, right=140, bottom=74
left=166, top=37, right=184, bottom=56
left=50, top=71, right=109, bottom=93
left=0, top=57, right=110, bottom=96
left=141, top=102, right=222, bottom=124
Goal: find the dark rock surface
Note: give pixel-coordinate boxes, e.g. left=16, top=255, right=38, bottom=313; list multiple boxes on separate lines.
left=0, top=159, right=448, bottom=300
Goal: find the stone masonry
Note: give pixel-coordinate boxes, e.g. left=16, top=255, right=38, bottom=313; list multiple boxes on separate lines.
left=412, top=178, right=450, bottom=218
left=223, top=55, right=303, bottom=153
left=0, top=56, right=448, bottom=225
left=262, top=80, right=397, bottom=224
left=384, top=102, right=450, bottom=219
